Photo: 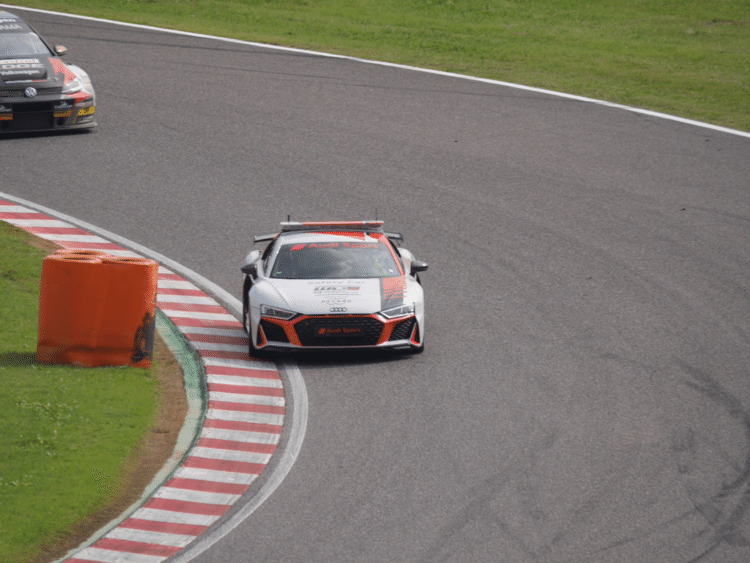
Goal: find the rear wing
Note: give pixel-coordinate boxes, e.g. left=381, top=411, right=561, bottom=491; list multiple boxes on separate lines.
left=280, top=220, right=384, bottom=232
left=254, top=220, right=404, bottom=244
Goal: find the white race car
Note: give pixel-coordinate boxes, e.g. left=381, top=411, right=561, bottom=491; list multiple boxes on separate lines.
left=241, top=221, right=427, bottom=356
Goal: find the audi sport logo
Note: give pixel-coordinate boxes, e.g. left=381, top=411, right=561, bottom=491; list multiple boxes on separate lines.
left=317, top=327, right=361, bottom=336
left=329, top=307, right=348, bottom=313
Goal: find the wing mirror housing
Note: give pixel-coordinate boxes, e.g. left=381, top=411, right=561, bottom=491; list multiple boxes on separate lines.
left=241, top=250, right=262, bottom=276
left=410, top=261, right=428, bottom=275
left=54, top=45, right=67, bottom=56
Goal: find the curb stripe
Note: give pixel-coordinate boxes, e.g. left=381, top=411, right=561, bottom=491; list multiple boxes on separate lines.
left=206, top=374, right=283, bottom=389
left=200, top=427, right=281, bottom=445
left=153, top=486, right=242, bottom=506
left=204, top=362, right=280, bottom=376
left=67, top=551, right=164, bottom=563
left=208, top=400, right=285, bottom=415
left=93, top=537, right=183, bottom=556
left=172, top=467, right=258, bottom=485
left=197, top=437, right=277, bottom=454
left=208, top=383, right=284, bottom=397
left=119, top=518, right=209, bottom=536
left=181, top=456, right=267, bottom=475
left=202, top=417, right=282, bottom=433
left=129, top=507, right=221, bottom=526
left=104, top=527, right=197, bottom=547
left=145, top=497, right=230, bottom=516
left=165, top=477, right=250, bottom=495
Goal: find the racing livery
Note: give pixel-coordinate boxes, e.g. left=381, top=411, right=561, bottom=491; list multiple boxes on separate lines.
left=1, top=11, right=96, bottom=133
left=241, top=221, right=428, bottom=355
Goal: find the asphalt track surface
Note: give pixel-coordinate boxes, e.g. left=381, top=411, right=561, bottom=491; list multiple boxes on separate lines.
left=3, top=7, right=750, bottom=563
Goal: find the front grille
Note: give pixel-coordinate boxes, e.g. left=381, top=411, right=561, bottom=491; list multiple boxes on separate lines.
left=6, top=111, right=53, bottom=131
left=260, top=319, right=289, bottom=344
left=11, top=101, right=55, bottom=113
left=389, top=317, right=416, bottom=341
left=295, top=316, right=383, bottom=347
left=0, top=87, right=60, bottom=97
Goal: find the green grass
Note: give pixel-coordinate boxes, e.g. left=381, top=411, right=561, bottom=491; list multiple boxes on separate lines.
left=0, top=221, right=159, bottom=563
left=12, top=0, right=750, bottom=131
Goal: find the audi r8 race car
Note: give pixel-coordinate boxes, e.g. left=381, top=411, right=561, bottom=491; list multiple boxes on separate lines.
left=241, top=221, right=428, bottom=356
left=0, top=11, right=96, bottom=133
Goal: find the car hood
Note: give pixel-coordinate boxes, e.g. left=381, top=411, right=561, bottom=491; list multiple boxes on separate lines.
left=0, top=57, right=70, bottom=88
left=261, top=277, right=406, bottom=315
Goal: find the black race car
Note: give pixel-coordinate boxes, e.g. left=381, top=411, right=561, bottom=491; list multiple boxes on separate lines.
left=1, top=11, right=96, bottom=133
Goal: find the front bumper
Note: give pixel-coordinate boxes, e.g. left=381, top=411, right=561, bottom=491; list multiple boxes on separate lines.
left=0, top=93, right=96, bottom=132
left=255, top=313, right=422, bottom=351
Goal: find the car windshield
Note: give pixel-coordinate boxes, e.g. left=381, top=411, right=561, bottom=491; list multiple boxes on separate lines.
left=0, top=32, right=50, bottom=58
left=271, top=240, right=401, bottom=279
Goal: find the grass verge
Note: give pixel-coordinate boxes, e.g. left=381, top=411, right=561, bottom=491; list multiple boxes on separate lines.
left=0, top=221, right=187, bottom=563
left=10, top=0, right=750, bottom=132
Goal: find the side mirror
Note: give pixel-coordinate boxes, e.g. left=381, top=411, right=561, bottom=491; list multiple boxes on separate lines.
left=241, top=249, right=262, bottom=276
left=54, top=45, right=67, bottom=56
left=410, top=261, right=428, bottom=276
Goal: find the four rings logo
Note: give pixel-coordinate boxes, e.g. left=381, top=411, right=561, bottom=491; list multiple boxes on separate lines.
left=329, top=307, right=348, bottom=313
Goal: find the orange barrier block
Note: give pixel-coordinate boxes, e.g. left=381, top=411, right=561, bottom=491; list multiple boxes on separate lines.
left=37, top=250, right=158, bottom=368
left=98, top=256, right=159, bottom=368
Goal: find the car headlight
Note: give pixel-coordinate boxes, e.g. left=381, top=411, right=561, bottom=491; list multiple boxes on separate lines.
left=62, top=77, right=83, bottom=94
left=381, top=303, right=415, bottom=319
left=260, top=304, right=298, bottom=320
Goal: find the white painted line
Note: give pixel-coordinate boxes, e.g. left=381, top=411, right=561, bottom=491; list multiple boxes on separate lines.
left=0, top=204, right=33, bottom=213
left=209, top=392, right=284, bottom=407
left=105, top=526, right=197, bottom=548
left=200, top=427, right=281, bottom=444
left=172, top=466, right=258, bottom=486
left=153, top=487, right=241, bottom=506
left=2, top=219, right=73, bottom=227
left=206, top=408, right=284, bottom=426
left=189, top=447, right=272, bottom=465
left=163, top=310, right=238, bottom=322
left=101, top=249, right=143, bottom=257
left=206, top=373, right=283, bottom=389
left=203, top=356, right=277, bottom=371
left=33, top=233, right=111, bottom=243
left=69, top=547, right=165, bottom=563
left=190, top=342, right=247, bottom=353
left=130, top=507, right=221, bottom=527
left=179, top=326, right=248, bottom=338
left=157, top=279, right=200, bottom=290
left=157, top=294, right=219, bottom=305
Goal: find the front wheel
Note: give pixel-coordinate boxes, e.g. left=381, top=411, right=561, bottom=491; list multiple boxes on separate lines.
left=247, top=327, right=268, bottom=359
left=242, top=278, right=252, bottom=332
left=408, top=342, right=424, bottom=354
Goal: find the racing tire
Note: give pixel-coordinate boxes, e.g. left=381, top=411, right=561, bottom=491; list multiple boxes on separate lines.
left=247, top=329, right=268, bottom=359
left=408, top=343, right=425, bottom=354
left=242, top=279, right=252, bottom=332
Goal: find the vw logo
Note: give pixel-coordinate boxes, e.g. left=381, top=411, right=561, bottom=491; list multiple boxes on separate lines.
left=329, top=307, right=348, bottom=313
left=24, top=87, right=37, bottom=98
